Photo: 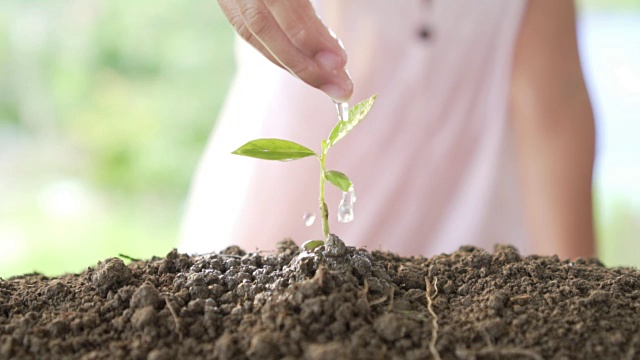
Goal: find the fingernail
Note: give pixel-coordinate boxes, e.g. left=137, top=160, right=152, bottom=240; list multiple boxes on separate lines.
left=321, top=83, right=351, bottom=102
left=316, top=51, right=344, bottom=71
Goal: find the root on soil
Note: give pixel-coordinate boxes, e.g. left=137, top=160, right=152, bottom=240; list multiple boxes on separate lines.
left=425, top=276, right=441, bottom=360
left=163, top=295, right=183, bottom=340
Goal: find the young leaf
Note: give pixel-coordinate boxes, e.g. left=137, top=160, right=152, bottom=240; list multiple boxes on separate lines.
left=301, top=239, right=325, bottom=251
left=324, top=170, right=353, bottom=193
left=326, top=94, right=377, bottom=149
left=232, top=138, right=317, bottom=161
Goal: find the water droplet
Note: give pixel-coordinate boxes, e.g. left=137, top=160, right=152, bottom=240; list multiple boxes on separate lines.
left=337, top=186, right=356, bottom=223
left=302, top=212, right=316, bottom=226
left=334, top=101, right=349, bottom=122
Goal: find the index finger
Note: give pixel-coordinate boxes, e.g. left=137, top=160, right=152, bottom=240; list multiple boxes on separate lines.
left=236, top=0, right=353, bottom=100
left=264, top=0, right=347, bottom=68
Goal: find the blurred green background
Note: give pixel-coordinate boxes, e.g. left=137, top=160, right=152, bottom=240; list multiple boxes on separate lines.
left=1, top=0, right=639, bottom=277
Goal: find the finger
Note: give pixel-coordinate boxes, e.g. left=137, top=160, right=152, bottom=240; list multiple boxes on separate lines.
left=233, top=0, right=319, bottom=76
left=217, top=0, right=283, bottom=68
left=235, top=0, right=352, bottom=101
left=263, top=0, right=347, bottom=68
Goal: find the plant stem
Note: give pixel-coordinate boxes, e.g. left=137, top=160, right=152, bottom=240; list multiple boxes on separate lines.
left=319, top=151, right=330, bottom=239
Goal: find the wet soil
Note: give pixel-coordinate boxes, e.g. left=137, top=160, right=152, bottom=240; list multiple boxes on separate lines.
left=1, top=236, right=639, bottom=359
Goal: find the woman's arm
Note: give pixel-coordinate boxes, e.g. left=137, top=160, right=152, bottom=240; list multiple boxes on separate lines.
left=510, top=0, right=597, bottom=259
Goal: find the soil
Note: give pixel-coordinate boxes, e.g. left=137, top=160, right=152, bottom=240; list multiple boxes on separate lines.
left=1, top=236, right=639, bottom=360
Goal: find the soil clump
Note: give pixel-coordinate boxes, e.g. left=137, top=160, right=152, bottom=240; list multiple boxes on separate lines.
left=1, top=236, right=639, bottom=359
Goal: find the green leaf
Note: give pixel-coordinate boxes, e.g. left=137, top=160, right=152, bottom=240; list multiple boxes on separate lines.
left=324, top=170, right=352, bottom=192
left=326, top=94, right=377, bottom=149
left=232, top=138, right=317, bottom=161
left=301, top=239, right=325, bottom=251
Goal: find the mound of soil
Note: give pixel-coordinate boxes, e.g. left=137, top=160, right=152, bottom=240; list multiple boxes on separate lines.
left=1, top=236, right=639, bottom=359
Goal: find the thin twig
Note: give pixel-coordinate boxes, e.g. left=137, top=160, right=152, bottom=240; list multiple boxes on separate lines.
left=425, top=277, right=441, bottom=360
left=361, top=278, right=370, bottom=309
left=314, top=266, right=325, bottom=288
left=468, top=323, right=543, bottom=360
left=118, top=254, right=141, bottom=262
left=396, top=310, right=428, bottom=322
left=193, top=251, right=244, bottom=258
left=626, top=333, right=639, bottom=360
left=164, top=296, right=183, bottom=340
left=369, top=296, right=388, bottom=306
left=216, top=254, right=243, bottom=258
left=481, top=328, right=495, bottom=348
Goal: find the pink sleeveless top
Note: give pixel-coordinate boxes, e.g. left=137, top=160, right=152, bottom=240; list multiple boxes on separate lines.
left=179, top=0, right=531, bottom=256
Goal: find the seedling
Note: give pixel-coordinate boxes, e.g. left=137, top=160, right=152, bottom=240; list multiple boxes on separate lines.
left=232, top=95, right=377, bottom=250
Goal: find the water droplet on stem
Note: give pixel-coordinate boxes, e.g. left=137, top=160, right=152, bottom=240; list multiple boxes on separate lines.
left=337, top=186, right=356, bottom=223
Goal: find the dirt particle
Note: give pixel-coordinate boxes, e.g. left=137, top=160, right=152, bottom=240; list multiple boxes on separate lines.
left=488, top=291, right=506, bottom=311
left=188, top=322, right=205, bottom=338
left=398, top=266, right=424, bottom=289
left=90, top=258, right=132, bottom=295
left=247, top=332, right=281, bottom=360
left=325, top=234, right=346, bottom=257
left=187, top=299, right=205, bottom=314
left=458, top=283, right=469, bottom=296
left=44, top=280, right=68, bottom=298
left=17, top=312, right=36, bottom=330
left=82, top=313, right=99, bottom=329
left=544, top=293, right=560, bottom=306
left=275, top=239, right=299, bottom=254
left=213, top=333, right=240, bottom=360
left=493, top=244, right=522, bottom=265
left=130, top=283, right=161, bottom=309
left=442, top=281, right=455, bottom=295
left=588, top=289, right=609, bottom=304
left=48, top=319, right=69, bottom=338
left=481, top=318, right=506, bottom=338
left=117, top=285, right=136, bottom=303
left=305, top=341, right=351, bottom=360
left=393, top=299, right=413, bottom=312
left=70, top=318, right=83, bottom=333
left=373, top=313, right=417, bottom=342
left=131, top=306, right=157, bottom=330
left=221, top=246, right=246, bottom=256
left=1, top=336, right=14, bottom=358
left=147, top=348, right=171, bottom=360
left=188, top=285, right=210, bottom=299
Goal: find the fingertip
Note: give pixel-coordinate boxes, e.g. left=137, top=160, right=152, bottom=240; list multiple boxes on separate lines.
left=341, top=69, right=354, bottom=100
left=343, top=73, right=354, bottom=100
left=321, top=80, right=353, bottom=103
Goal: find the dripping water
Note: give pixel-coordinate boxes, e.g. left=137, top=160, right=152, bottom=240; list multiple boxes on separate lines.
left=334, top=101, right=349, bottom=123
left=337, top=186, right=356, bottom=223
left=302, top=212, right=316, bottom=227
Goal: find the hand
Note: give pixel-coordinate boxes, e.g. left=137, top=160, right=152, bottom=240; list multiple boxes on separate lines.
left=218, top=0, right=353, bottom=101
